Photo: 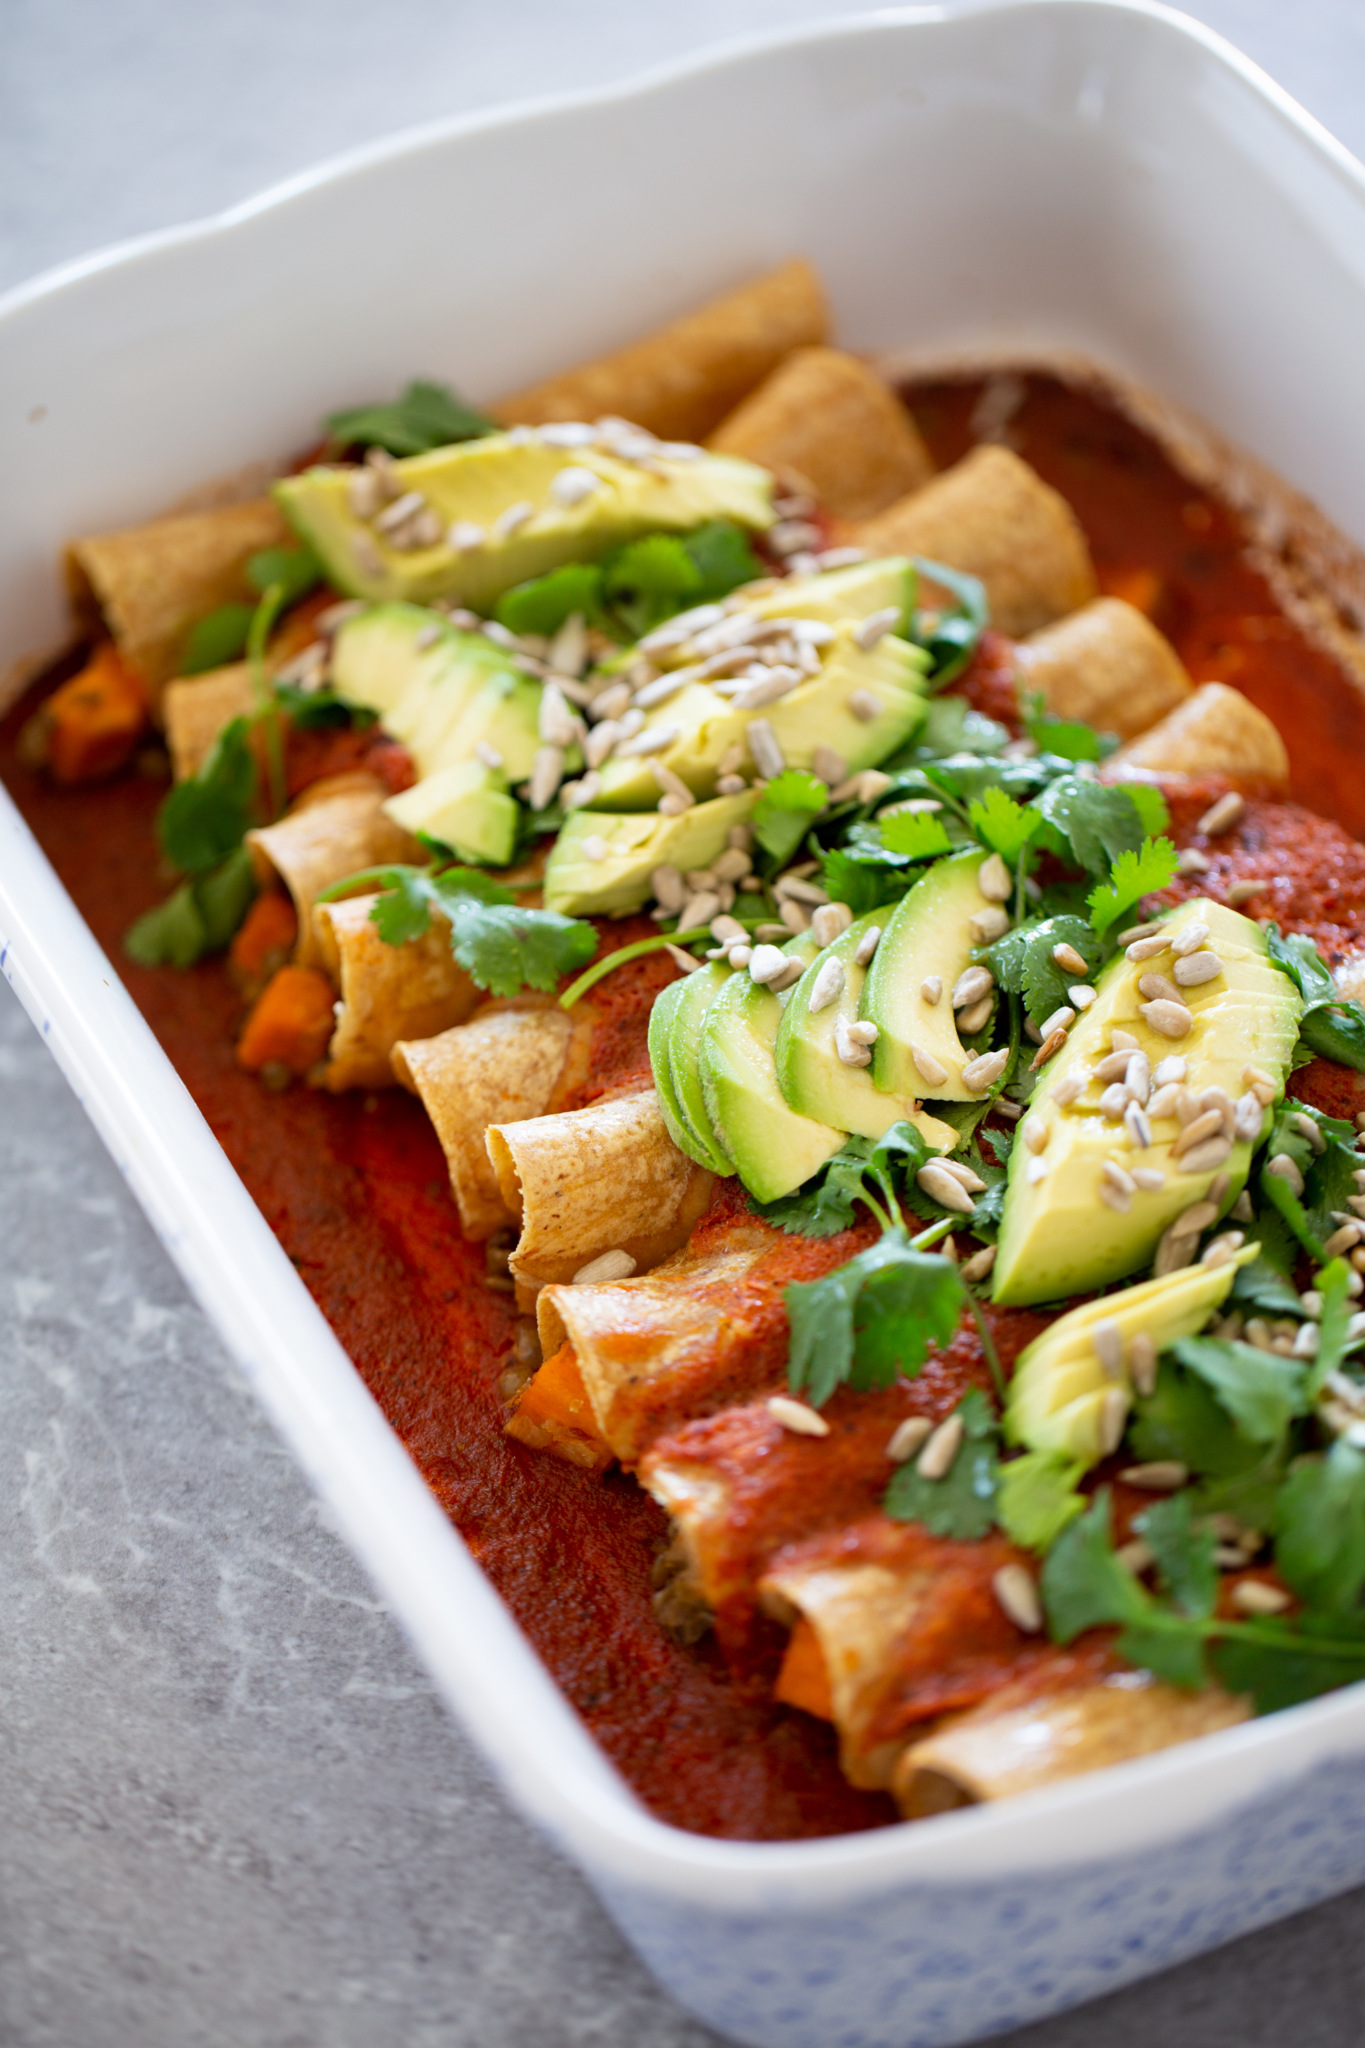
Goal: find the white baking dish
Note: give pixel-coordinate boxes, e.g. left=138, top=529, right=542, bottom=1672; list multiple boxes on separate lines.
left=6, top=7, right=1365, bottom=2042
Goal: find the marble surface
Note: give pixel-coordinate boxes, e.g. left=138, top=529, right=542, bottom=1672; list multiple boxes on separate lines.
left=4, top=3, right=1365, bottom=2042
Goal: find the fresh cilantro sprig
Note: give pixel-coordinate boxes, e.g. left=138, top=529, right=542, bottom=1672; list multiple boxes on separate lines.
left=786, top=1222, right=964, bottom=1407
left=996, top=1449, right=1086, bottom=1550
left=1041, top=1489, right=1365, bottom=1709
left=884, top=1388, right=999, bottom=1537
left=157, top=716, right=256, bottom=875
left=1266, top=926, right=1365, bottom=1071
left=179, top=544, right=322, bottom=676
left=1087, top=835, right=1180, bottom=938
left=752, top=770, right=829, bottom=866
left=967, top=787, right=1040, bottom=863
left=326, top=379, right=496, bottom=456
left=907, top=557, right=988, bottom=689
left=320, top=863, right=596, bottom=998
left=984, top=914, right=1102, bottom=1029
left=496, top=520, right=761, bottom=641
left=125, top=844, right=257, bottom=970
left=1256, top=1101, right=1358, bottom=1262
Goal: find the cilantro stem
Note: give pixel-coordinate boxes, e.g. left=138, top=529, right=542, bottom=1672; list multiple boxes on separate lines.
left=1259, top=1167, right=1328, bottom=1264
left=911, top=1215, right=958, bottom=1254
left=558, top=926, right=713, bottom=1009
left=248, top=582, right=288, bottom=821
left=964, top=1288, right=1007, bottom=1404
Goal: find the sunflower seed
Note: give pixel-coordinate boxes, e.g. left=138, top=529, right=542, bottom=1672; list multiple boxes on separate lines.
left=961, top=1245, right=997, bottom=1283
left=767, top=1395, right=831, bottom=1438
left=917, top=1414, right=965, bottom=1478
left=1174, top=951, right=1223, bottom=988
left=571, top=1249, right=637, bottom=1284
left=1093, top=1317, right=1125, bottom=1379
left=854, top=925, right=882, bottom=968
left=1139, top=972, right=1183, bottom=1005
left=921, top=975, right=943, bottom=1006
left=1141, top=999, right=1193, bottom=1039
left=1198, top=792, right=1244, bottom=836
left=848, top=689, right=884, bottom=723
left=917, top=1163, right=976, bottom=1213
left=969, top=905, right=1011, bottom=945
left=964, top=1048, right=1010, bottom=1091
left=886, top=1416, right=933, bottom=1463
left=491, top=499, right=535, bottom=540
left=549, top=465, right=602, bottom=507
left=528, top=745, right=565, bottom=811
left=1265, top=1152, right=1305, bottom=1197
left=748, top=945, right=789, bottom=986
left=1126, top=932, right=1171, bottom=962
left=978, top=853, right=1014, bottom=902
left=1053, top=941, right=1090, bottom=975
left=1171, top=920, right=1212, bottom=957
left=808, top=957, right=846, bottom=1014
left=992, top=1564, right=1043, bottom=1633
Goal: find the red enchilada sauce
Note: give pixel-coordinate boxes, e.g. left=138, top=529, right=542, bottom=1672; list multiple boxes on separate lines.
left=6, top=373, right=1365, bottom=1839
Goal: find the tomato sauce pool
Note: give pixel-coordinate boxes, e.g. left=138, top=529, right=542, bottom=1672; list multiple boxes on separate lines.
left=5, top=373, right=1365, bottom=1841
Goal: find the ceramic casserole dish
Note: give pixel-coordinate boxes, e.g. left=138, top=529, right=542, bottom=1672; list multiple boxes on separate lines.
left=6, top=5, right=1365, bottom=2043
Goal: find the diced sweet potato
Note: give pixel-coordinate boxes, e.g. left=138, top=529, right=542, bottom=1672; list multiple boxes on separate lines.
left=506, top=1341, right=614, bottom=1474
left=236, top=964, right=335, bottom=1078
left=34, top=644, right=149, bottom=783
left=228, top=890, right=299, bottom=992
left=1100, top=565, right=1164, bottom=618
left=774, top=1615, right=834, bottom=1721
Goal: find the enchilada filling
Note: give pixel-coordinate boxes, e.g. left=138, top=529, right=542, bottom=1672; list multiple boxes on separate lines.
left=14, top=264, right=1365, bottom=1841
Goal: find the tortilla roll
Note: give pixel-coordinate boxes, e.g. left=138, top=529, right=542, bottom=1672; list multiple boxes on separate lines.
left=392, top=1007, right=576, bottom=1238
left=311, top=893, right=478, bottom=1091
left=1110, top=681, right=1290, bottom=782
left=247, top=777, right=417, bottom=969
left=505, top=1341, right=615, bottom=1475
left=1013, top=597, right=1193, bottom=738
left=67, top=497, right=289, bottom=700
left=707, top=347, right=934, bottom=519
left=892, top=1673, right=1250, bottom=1817
left=486, top=1088, right=713, bottom=1291
left=490, top=259, right=829, bottom=443
left=855, top=444, right=1097, bottom=637
left=163, top=663, right=256, bottom=780
left=535, top=1227, right=777, bottom=1463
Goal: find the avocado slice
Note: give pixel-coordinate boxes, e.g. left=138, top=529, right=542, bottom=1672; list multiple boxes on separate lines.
left=330, top=601, right=465, bottom=718
left=596, top=624, right=929, bottom=809
left=276, top=436, right=774, bottom=610
left=331, top=602, right=534, bottom=778
left=775, top=909, right=960, bottom=1152
left=383, top=760, right=518, bottom=867
left=746, top=556, right=915, bottom=629
left=649, top=967, right=734, bottom=1175
left=992, top=898, right=1303, bottom=1307
left=1005, top=1252, right=1256, bottom=1464
left=699, top=936, right=845, bottom=1201
left=542, top=789, right=758, bottom=916
left=859, top=849, right=999, bottom=1104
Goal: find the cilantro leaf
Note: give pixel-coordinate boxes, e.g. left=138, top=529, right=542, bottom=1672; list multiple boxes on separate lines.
left=786, top=1226, right=965, bottom=1406
left=1125, top=782, right=1172, bottom=839
left=1166, top=1335, right=1308, bottom=1444
left=1306, top=1259, right=1357, bottom=1399
left=1134, top=1490, right=1219, bottom=1619
left=1210, top=1611, right=1365, bottom=1713
left=909, top=557, right=988, bottom=688
left=603, top=534, right=704, bottom=638
left=496, top=563, right=606, bottom=637
left=1034, top=776, right=1150, bottom=877
left=995, top=1450, right=1086, bottom=1551
left=967, top=785, right=1040, bottom=861
left=1264, top=926, right=1365, bottom=1070
left=124, top=844, right=256, bottom=968
left=157, top=716, right=257, bottom=874
left=246, top=544, right=321, bottom=606
left=752, top=770, right=829, bottom=865
left=1128, top=1359, right=1268, bottom=1479
left=1230, top=1203, right=1304, bottom=1318
left=911, top=696, right=1009, bottom=758
left=327, top=379, right=496, bottom=455
left=1275, top=1439, right=1365, bottom=1611
left=1024, top=711, right=1107, bottom=763
left=818, top=847, right=908, bottom=917
left=1041, top=1490, right=1149, bottom=1638
left=337, top=863, right=596, bottom=998
left=884, top=1389, right=1000, bottom=1538
left=681, top=519, right=764, bottom=601
left=180, top=603, right=255, bottom=675
left=878, top=810, right=954, bottom=861
left=1087, top=836, right=1180, bottom=937
left=983, top=914, right=1101, bottom=1027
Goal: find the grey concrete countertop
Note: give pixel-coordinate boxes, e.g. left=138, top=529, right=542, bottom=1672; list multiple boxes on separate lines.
left=4, top=4, right=1365, bottom=2042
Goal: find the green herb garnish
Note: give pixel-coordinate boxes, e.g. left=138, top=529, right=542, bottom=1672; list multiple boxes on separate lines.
left=322, top=863, right=596, bottom=999
left=884, top=1388, right=1000, bottom=1538
left=327, top=379, right=496, bottom=456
